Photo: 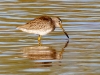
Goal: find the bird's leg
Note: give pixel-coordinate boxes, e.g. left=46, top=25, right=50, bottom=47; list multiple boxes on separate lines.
left=38, top=35, right=42, bottom=46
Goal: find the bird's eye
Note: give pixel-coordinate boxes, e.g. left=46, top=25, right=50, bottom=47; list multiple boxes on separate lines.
left=59, top=20, right=61, bottom=23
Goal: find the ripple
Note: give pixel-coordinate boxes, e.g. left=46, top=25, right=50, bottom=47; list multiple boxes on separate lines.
left=21, top=68, right=50, bottom=72
left=0, top=0, right=18, bottom=2
left=0, top=0, right=100, bottom=75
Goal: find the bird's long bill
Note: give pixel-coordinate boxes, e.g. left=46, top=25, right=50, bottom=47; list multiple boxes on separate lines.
left=60, top=24, right=69, bottom=38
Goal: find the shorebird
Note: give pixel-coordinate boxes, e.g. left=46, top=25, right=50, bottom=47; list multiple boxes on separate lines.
left=17, top=16, right=69, bottom=45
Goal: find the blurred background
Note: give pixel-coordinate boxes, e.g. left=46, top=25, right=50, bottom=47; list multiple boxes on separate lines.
left=0, top=0, right=100, bottom=75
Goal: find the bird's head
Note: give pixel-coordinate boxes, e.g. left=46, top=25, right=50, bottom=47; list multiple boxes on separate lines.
left=51, top=17, right=69, bottom=38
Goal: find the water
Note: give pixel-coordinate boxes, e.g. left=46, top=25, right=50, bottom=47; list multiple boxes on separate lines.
left=0, top=0, right=100, bottom=75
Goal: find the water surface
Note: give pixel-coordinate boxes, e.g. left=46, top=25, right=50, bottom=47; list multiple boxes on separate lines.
left=0, top=0, right=100, bottom=75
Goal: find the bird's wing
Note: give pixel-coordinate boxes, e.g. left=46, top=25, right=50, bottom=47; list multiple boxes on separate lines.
left=17, top=18, right=51, bottom=30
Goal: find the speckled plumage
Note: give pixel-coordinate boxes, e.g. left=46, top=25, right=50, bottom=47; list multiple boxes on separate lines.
left=17, top=16, right=56, bottom=35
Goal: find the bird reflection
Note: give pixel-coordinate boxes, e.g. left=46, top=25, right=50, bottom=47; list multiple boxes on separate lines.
left=21, top=41, right=69, bottom=67
left=22, top=46, right=57, bottom=60
left=22, top=41, right=69, bottom=68
left=22, top=41, right=69, bottom=60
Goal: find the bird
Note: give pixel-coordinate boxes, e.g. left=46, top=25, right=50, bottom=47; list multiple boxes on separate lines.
left=17, top=16, right=69, bottom=46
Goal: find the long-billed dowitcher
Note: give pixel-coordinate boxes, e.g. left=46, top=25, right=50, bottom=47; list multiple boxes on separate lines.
left=17, top=16, right=69, bottom=45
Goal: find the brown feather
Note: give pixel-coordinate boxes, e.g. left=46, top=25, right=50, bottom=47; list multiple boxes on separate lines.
left=17, top=16, right=54, bottom=31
